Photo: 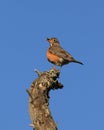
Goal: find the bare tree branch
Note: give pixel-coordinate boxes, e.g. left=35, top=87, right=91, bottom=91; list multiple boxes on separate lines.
left=26, top=67, right=63, bottom=130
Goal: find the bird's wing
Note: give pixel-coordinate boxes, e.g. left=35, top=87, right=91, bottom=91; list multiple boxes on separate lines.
left=49, top=46, right=74, bottom=61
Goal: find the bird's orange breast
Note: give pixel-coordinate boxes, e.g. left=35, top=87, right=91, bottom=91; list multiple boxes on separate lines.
left=46, top=50, right=60, bottom=64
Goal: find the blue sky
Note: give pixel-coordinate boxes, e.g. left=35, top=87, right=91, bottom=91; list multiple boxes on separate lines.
left=0, top=0, right=104, bottom=130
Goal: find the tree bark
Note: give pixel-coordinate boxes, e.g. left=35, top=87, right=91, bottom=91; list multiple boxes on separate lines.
left=26, top=67, right=63, bottom=130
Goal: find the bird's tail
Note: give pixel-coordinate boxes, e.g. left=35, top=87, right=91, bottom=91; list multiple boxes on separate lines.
left=73, top=60, right=83, bottom=65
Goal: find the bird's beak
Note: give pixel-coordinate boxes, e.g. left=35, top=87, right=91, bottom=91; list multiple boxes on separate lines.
left=47, top=38, right=50, bottom=42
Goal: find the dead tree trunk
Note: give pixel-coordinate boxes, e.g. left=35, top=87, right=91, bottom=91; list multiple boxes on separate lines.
left=26, top=67, right=63, bottom=130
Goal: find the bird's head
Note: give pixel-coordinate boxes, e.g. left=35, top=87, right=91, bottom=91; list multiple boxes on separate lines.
left=47, top=37, right=60, bottom=46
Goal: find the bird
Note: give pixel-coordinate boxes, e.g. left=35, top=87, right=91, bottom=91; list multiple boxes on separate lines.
left=46, top=37, right=83, bottom=67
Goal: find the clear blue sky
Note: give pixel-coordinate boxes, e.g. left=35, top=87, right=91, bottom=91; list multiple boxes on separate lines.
left=0, top=0, right=104, bottom=130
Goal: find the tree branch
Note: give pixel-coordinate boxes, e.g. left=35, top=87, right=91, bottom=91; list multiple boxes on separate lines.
left=26, top=67, right=63, bottom=130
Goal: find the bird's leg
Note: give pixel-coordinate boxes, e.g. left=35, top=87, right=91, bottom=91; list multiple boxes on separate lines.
left=52, top=65, right=56, bottom=70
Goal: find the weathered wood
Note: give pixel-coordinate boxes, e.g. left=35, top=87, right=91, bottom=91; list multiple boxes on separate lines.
left=26, top=67, right=63, bottom=130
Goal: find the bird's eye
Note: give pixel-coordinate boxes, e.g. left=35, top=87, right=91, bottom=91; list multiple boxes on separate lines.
left=54, top=39, right=56, bottom=42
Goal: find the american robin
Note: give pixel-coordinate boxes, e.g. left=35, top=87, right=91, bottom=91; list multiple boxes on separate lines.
left=46, top=37, right=83, bottom=67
